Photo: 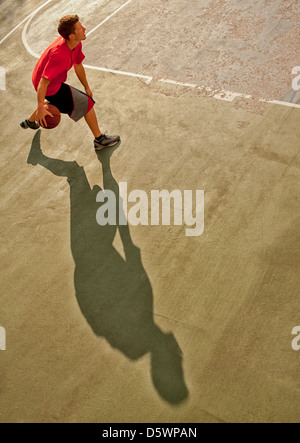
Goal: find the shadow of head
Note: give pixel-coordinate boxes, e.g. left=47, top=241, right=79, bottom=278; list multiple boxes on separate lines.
left=151, top=333, right=189, bottom=404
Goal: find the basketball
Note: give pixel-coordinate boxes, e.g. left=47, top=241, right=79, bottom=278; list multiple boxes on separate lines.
left=44, top=104, right=61, bottom=129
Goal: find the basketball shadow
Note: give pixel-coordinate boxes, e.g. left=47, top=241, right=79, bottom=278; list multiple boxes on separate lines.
left=27, top=130, right=189, bottom=405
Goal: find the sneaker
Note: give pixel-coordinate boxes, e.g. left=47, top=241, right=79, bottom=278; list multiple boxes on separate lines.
left=94, top=133, right=120, bottom=150
left=20, top=119, right=40, bottom=130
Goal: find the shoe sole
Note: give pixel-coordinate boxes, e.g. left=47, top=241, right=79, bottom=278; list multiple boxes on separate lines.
left=94, top=140, right=120, bottom=151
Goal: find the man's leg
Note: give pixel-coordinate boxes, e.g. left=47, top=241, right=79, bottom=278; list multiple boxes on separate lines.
left=85, top=107, right=120, bottom=150
left=28, top=109, right=37, bottom=122
left=20, top=101, right=49, bottom=129
left=84, top=107, right=101, bottom=138
left=20, top=109, right=40, bottom=130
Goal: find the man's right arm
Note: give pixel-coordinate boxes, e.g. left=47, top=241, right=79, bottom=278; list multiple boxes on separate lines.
left=36, top=77, right=53, bottom=128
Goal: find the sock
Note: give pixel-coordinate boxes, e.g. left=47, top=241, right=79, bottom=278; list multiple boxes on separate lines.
left=95, top=134, right=103, bottom=141
left=26, top=119, right=37, bottom=126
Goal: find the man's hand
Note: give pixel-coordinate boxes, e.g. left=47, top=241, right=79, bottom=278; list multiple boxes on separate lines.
left=85, top=87, right=93, bottom=99
left=36, top=104, right=53, bottom=128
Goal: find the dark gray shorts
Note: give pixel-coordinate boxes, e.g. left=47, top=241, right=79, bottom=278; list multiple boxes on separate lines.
left=46, top=83, right=95, bottom=122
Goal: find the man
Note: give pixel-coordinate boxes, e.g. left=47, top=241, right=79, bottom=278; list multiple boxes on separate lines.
left=20, top=15, right=120, bottom=150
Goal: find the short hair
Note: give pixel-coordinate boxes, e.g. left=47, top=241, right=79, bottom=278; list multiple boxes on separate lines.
left=58, top=15, right=79, bottom=40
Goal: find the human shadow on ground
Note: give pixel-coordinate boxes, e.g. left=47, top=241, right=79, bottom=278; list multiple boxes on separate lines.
left=27, top=130, right=189, bottom=404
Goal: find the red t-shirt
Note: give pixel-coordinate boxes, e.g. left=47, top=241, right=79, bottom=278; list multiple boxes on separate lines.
left=32, top=37, right=85, bottom=96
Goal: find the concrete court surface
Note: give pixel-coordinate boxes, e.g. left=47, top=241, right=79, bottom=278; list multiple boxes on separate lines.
left=0, top=0, right=299, bottom=423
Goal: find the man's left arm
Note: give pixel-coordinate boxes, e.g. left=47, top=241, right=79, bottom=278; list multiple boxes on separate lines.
left=74, top=63, right=93, bottom=98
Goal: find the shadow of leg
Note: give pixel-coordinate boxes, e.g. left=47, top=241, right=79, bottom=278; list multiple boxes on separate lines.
left=27, top=130, right=42, bottom=166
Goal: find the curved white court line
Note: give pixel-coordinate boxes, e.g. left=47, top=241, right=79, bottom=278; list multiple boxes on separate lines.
left=0, top=0, right=53, bottom=46
left=19, top=0, right=153, bottom=84
left=22, top=1, right=53, bottom=58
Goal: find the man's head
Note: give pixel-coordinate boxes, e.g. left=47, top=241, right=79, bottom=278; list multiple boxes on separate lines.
left=58, top=15, right=86, bottom=41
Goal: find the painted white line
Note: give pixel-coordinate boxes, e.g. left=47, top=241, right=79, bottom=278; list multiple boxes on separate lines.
left=22, top=10, right=45, bottom=59
left=160, top=79, right=253, bottom=102
left=160, top=79, right=300, bottom=107
left=0, top=0, right=52, bottom=46
left=264, top=99, right=300, bottom=109
left=86, top=0, right=132, bottom=37
left=198, top=85, right=251, bottom=101
left=159, top=79, right=198, bottom=88
left=212, top=90, right=252, bottom=102
left=83, top=63, right=153, bottom=84
left=18, top=0, right=152, bottom=84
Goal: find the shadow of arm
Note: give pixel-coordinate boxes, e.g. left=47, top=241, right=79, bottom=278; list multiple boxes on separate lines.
left=28, top=131, right=88, bottom=183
